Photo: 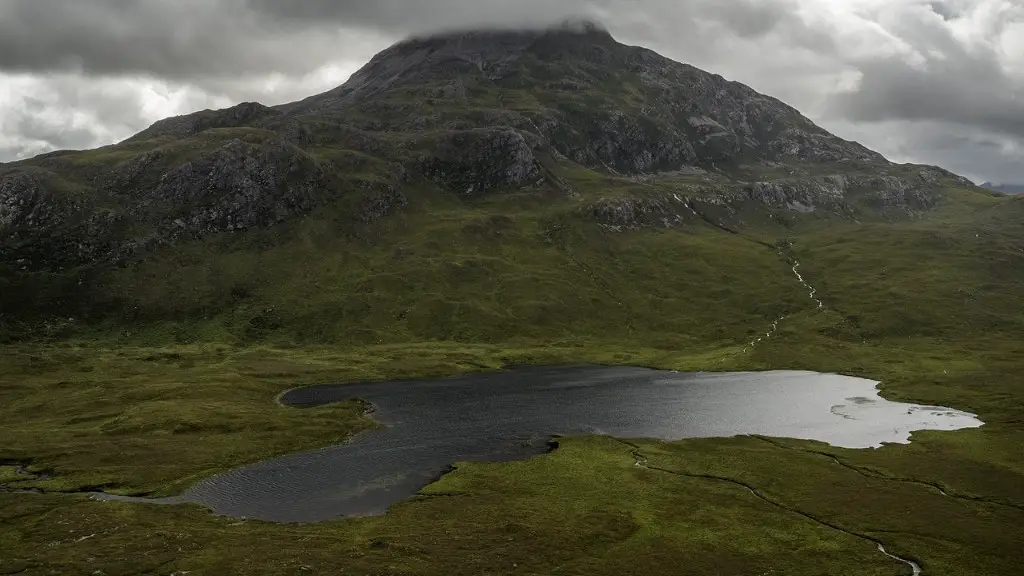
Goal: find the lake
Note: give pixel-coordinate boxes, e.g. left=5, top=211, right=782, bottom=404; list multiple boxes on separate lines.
left=94, top=366, right=983, bottom=523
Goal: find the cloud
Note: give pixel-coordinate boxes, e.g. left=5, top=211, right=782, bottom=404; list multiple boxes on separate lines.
left=0, top=0, right=822, bottom=78
left=0, top=0, right=1021, bottom=182
left=246, top=0, right=816, bottom=40
left=824, top=1, right=1024, bottom=139
left=0, top=73, right=235, bottom=159
left=821, top=118, right=1023, bottom=184
left=0, top=0, right=385, bottom=79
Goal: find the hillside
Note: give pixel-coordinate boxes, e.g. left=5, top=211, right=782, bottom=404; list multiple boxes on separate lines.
left=2, top=22, right=1024, bottom=576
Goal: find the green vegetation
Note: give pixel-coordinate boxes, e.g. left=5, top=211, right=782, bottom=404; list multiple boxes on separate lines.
left=2, top=185, right=1023, bottom=574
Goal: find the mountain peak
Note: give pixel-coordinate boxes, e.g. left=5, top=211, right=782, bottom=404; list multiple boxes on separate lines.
left=399, top=19, right=614, bottom=47
left=362, top=18, right=617, bottom=79
left=279, top=20, right=614, bottom=115
left=280, top=20, right=885, bottom=170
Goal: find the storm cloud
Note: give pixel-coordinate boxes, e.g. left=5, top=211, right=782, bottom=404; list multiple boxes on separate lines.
left=0, top=0, right=1021, bottom=183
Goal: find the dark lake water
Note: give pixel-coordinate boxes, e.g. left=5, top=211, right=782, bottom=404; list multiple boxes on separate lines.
left=94, top=366, right=982, bottom=523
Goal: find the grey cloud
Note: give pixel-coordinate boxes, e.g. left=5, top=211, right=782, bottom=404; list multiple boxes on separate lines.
left=908, top=129, right=1023, bottom=185
left=827, top=3, right=1024, bottom=140
left=928, top=2, right=959, bottom=20
left=247, top=0, right=825, bottom=47
left=15, top=100, right=99, bottom=151
left=245, top=0, right=591, bottom=33
left=0, top=0, right=1020, bottom=183
left=0, top=0, right=375, bottom=79
left=0, top=75, right=234, bottom=162
left=822, top=118, right=1024, bottom=184
left=0, top=0, right=821, bottom=79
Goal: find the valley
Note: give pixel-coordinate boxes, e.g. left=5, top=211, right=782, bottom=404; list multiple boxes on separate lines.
left=2, top=23, right=1024, bottom=575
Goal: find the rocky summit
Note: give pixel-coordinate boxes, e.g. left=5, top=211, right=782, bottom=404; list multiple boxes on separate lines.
left=0, top=22, right=981, bottom=330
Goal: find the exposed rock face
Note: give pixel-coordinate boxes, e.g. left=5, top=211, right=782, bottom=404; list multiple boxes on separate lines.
left=0, top=170, right=91, bottom=240
left=589, top=188, right=738, bottom=232
left=0, top=138, right=331, bottom=270
left=140, top=138, right=324, bottom=237
left=624, top=49, right=884, bottom=168
left=0, top=170, right=101, bottom=271
left=0, top=172, right=43, bottom=231
left=421, top=129, right=543, bottom=194
left=749, top=168, right=955, bottom=213
left=356, top=184, right=408, bottom=224
left=535, top=110, right=699, bottom=174
left=589, top=167, right=953, bottom=231
left=766, top=128, right=878, bottom=163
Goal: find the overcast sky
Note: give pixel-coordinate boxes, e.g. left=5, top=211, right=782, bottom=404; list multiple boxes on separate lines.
left=1, top=0, right=1021, bottom=183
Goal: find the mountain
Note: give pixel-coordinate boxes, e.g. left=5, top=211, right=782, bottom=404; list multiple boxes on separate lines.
left=981, top=182, right=1024, bottom=195
left=0, top=22, right=990, bottom=342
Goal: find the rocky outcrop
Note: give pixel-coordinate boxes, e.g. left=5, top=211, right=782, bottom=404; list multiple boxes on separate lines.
left=746, top=169, right=947, bottom=214
left=355, top=182, right=408, bottom=224
left=106, top=150, right=167, bottom=196
left=0, top=170, right=112, bottom=271
left=139, top=138, right=324, bottom=238
left=0, top=170, right=93, bottom=238
left=589, top=167, right=951, bottom=231
left=420, top=129, right=543, bottom=194
left=590, top=195, right=694, bottom=230
left=589, top=187, right=735, bottom=231
left=765, top=128, right=882, bottom=164
left=534, top=110, right=699, bottom=174
left=0, top=172, right=43, bottom=231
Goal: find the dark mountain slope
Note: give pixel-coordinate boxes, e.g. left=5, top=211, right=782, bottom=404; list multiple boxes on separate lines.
left=0, top=22, right=990, bottom=341
left=285, top=23, right=884, bottom=167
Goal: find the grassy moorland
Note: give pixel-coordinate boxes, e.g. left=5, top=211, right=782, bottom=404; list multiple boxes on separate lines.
left=2, top=187, right=1023, bottom=575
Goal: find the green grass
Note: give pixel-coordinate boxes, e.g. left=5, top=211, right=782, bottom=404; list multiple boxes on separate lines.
left=78, top=188, right=806, bottom=349
left=0, top=466, right=24, bottom=484
left=3, top=435, right=1020, bottom=575
left=2, top=188, right=1024, bottom=574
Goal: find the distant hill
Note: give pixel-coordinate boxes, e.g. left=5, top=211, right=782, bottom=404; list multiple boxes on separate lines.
left=981, top=182, right=1024, bottom=195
